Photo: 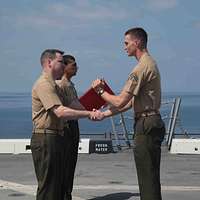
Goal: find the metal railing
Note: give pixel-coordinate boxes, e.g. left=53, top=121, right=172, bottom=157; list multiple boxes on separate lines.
left=109, top=97, right=182, bottom=151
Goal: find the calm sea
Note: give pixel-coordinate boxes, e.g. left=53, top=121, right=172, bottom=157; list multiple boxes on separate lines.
left=0, top=92, right=200, bottom=139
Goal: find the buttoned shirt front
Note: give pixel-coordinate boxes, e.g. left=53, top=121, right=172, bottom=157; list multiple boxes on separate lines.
left=122, top=52, right=161, bottom=114
left=32, top=72, right=64, bottom=131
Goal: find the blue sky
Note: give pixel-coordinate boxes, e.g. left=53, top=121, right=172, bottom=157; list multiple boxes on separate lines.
left=0, top=0, right=200, bottom=93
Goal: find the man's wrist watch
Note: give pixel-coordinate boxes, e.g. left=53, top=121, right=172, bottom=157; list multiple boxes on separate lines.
left=97, top=88, right=105, bottom=95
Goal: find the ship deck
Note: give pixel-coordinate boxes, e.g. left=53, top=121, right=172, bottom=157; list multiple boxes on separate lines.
left=0, top=146, right=200, bottom=200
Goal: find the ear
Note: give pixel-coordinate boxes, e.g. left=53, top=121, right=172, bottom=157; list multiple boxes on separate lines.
left=47, top=58, right=52, bottom=68
left=134, top=39, right=139, bottom=47
left=63, top=67, right=67, bottom=73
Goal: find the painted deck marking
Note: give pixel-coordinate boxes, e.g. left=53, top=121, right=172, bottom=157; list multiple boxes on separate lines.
left=0, top=179, right=84, bottom=200
left=1, top=179, right=200, bottom=199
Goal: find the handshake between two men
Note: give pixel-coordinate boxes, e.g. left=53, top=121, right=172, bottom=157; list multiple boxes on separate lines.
left=88, top=78, right=109, bottom=121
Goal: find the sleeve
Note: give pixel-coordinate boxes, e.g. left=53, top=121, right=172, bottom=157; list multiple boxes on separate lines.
left=122, top=68, right=144, bottom=96
left=36, top=81, right=62, bottom=111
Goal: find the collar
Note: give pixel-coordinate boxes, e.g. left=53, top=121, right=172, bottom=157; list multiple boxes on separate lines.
left=138, top=52, right=149, bottom=64
left=61, top=76, right=74, bottom=87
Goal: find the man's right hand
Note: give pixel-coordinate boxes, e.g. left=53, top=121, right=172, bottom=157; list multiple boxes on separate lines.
left=91, top=79, right=105, bottom=93
left=89, top=109, right=104, bottom=121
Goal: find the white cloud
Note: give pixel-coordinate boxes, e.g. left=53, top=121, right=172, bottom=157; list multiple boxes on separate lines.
left=0, top=1, right=142, bottom=30
left=47, top=2, right=132, bottom=21
left=16, top=15, right=63, bottom=28
left=146, top=0, right=178, bottom=11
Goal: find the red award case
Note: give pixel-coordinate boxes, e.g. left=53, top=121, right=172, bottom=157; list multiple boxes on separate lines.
left=79, top=81, right=114, bottom=111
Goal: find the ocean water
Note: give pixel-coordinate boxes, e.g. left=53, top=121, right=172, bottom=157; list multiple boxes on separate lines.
left=0, top=92, right=200, bottom=139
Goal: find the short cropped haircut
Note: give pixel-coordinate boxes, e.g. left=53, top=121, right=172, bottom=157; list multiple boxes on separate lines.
left=40, top=49, right=64, bottom=66
left=125, top=27, right=148, bottom=49
left=63, top=55, right=76, bottom=65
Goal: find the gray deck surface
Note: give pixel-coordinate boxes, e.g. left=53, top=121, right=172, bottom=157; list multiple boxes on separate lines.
left=0, top=146, right=200, bottom=200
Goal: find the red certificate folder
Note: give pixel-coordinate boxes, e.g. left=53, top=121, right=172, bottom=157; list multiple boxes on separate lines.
left=79, top=81, right=114, bottom=111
